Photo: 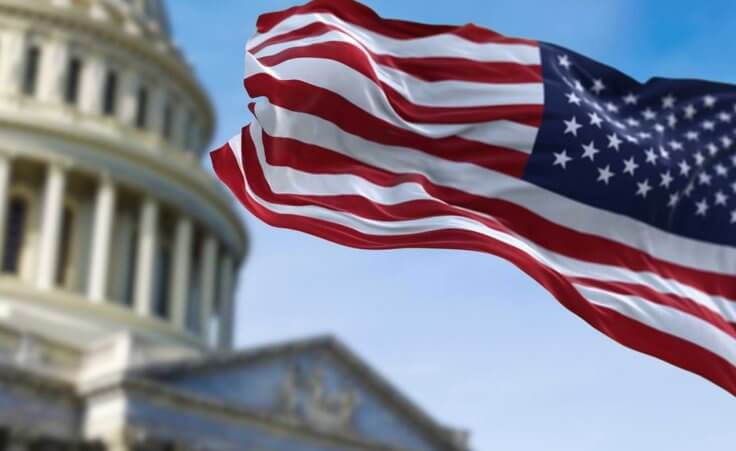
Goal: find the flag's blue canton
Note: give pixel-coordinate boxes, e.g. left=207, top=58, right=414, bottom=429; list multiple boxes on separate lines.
left=523, top=43, right=736, bottom=247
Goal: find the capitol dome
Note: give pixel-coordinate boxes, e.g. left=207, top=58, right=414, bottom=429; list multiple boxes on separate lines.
left=0, top=0, right=247, bottom=377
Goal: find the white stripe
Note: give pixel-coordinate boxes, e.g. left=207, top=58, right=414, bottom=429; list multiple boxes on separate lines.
left=252, top=29, right=543, bottom=108
left=245, top=51, right=540, bottom=153
left=576, top=284, right=736, bottom=367
left=247, top=122, right=736, bottom=324
left=250, top=101, right=736, bottom=275
left=248, top=12, right=540, bottom=65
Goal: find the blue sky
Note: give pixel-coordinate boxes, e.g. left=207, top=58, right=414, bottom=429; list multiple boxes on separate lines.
left=168, top=1, right=736, bottom=449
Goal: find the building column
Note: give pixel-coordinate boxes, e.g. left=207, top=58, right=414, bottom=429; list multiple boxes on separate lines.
left=133, top=197, right=157, bottom=316
left=169, top=217, right=192, bottom=329
left=199, top=235, right=218, bottom=341
left=87, top=175, right=116, bottom=302
left=35, top=164, right=66, bottom=290
left=38, top=41, right=68, bottom=103
left=0, top=154, right=12, bottom=265
left=217, top=255, right=236, bottom=349
left=0, top=31, right=24, bottom=96
left=119, top=70, right=139, bottom=126
left=79, top=57, right=105, bottom=115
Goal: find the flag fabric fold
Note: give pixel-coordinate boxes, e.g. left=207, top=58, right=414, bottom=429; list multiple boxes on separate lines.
left=212, top=0, right=736, bottom=395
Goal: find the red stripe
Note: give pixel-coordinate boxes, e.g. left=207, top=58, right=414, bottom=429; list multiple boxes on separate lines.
left=248, top=127, right=736, bottom=338
left=250, top=55, right=542, bottom=126
left=571, top=277, right=736, bottom=339
left=211, top=139, right=736, bottom=397
left=244, top=73, right=534, bottom=177
left=256, top=0, right=538, bottom=46
left=249, top=104, right=736, bottom=302
left=251, top=22, right=542, bottom=84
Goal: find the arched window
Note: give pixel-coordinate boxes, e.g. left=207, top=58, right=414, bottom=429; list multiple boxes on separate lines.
left=22, top=45, right=41, bottom=96
left=102, top=69, right=118, bottom=116
left=2, top=196, right=28, bottom=273
left=152, top=239, right=172, bottom=319
left=55, top=206, right=75, bottom=286
left=64, top=56, right=83, bottom=105
left=135, top=85, right=149, bottom=129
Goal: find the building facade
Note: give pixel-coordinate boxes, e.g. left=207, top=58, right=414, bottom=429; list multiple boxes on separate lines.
left=0, top=1, right=470, bottom=450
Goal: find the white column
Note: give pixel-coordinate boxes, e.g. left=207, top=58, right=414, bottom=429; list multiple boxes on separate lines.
left=87, top=175, right=116, bottom=302
left=198, top=235, right=218, bottom=339
left=0, top=154, right=12, bottom=265
left=0, top=31, right=24, bottom=96
left=119, top=70, right=139, bottom=126
left=150, top=87, right=166, bottom=138
left=169, top=217, right=192, bottom=328
left=79, top=57, right=105, bottom=115
left=38, top=41, right=68, bottom=103
left=217, top=255, right=236, bottom=349
left=36, top=164, right=66, bottom=290
left=133, top=197, right=158, bottom=316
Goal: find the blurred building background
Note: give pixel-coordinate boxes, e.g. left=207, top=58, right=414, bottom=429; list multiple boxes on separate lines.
left=0, top=0, right=469, bottom=450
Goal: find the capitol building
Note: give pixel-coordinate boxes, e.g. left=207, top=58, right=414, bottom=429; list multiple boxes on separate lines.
left=0, top=1, right=470, bottom=450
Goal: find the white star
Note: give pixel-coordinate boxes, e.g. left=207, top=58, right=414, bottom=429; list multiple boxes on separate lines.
left=698, top=172, right=712, bottom=185
left=566, top=92, right=582, bottom=105
left=684, top=182, right=696, bottom=197
left=685, top=130, right=700, bottom=141
left=732, top=181, right=736, bottom=193
left=721, top=136, right=733, bottom=148
left=597, top=165, right=615, bottom=184
left=591, top=79, right=606, bottom=95
left=625, top=135, right=639, bottom=144
left=626, top=117, right=641, bottom=127
left=581, top=141, right=600, bottom=161
left=707, top=142, right=719, bottom=155
left=715, top=163, right=728, bottom=176
left=731, top=210, right=736, bottom=223
left=607, top=133, right=622, bottom=151
left=696, top=199, right=709, bottom=216
left=669, top=140, right=683, bottom=151
left=642, top=108, right=657, bottom=120
left=553, top=150, right=573, bottom=169
left=573, top=79, right=585, bottom=92
left=731, top=154, right=736, bottom=167
left=715, top=191, right=728, bottom=206
left=667, top=192, right=680, bottom=208
left=645, top=148, right=659, bottom=164
left=660, top=146, right=670, bottom=159
left=703, top=94, right=717, bottom=108
left=638, top=131, right=652, bottom=139
left=660, top=171, right=674, bottom=188
left=622, top=157, right=639, bottom=175
left=605, top=102, right=619, bottom=113
left=564, top=116, right=583, bottom=136
left=667, top=113, right=678, bottom=128
left=589, top=112, right=603, bottom=128
left=558, top=54, right=571, bottom=69
left=719, top=111, right=732, bottom=123
left=654, top=123, right=666, bottom=133
left=636, top=179, right=652, bottom=198
left=623, top=93, right=638, bottom=105
left=694, top=152, right=705, bottom=166
left=683, top=104, right=697, bottom=119
left=702, top=120, right=715, bottom=131
left=678, top=160, right=691, bottom=176
left=662, top=94, right=676, bottom=109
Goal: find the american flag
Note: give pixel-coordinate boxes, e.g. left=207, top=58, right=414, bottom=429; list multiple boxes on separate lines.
left=212, top=0, right=736, bottom=395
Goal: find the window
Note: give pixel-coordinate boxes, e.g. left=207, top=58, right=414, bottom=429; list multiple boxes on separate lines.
left=162, top=101, right=174, bottom=140
left=64, top=57, right=82, bottom=105
left=152, top=241, right=172, bottom=319
left=2, top=196, right=28, bottom=273
left=55, top=207, right=74, bottom=286
left=102, top=70, right=118, bottom=115
left=22, top=45, right=41, bottom=96
left=135, top=85, right=149, bottom=129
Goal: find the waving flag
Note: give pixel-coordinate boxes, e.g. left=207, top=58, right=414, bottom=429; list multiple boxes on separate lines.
left=212, top=0, right=736, bottom=395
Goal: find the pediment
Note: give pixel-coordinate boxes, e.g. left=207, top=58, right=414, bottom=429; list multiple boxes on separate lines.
left=140, top=336, right=467, bottom=451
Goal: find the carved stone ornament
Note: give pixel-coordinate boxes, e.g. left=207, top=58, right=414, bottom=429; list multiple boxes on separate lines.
left=276, top=364, right=360, bottom=434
